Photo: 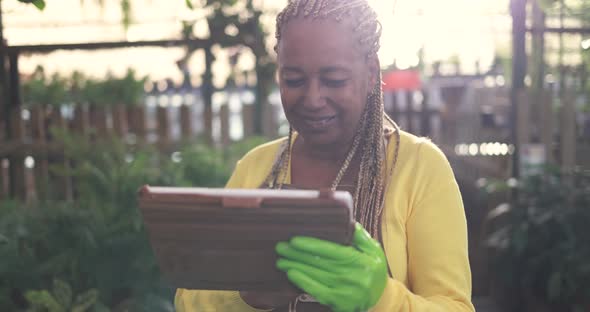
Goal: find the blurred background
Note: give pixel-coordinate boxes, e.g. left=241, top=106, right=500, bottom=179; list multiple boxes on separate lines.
left=0, top=0, right=589, bottom=311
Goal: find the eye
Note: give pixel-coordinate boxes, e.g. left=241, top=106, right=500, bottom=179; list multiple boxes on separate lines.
left=322, top=78, right=348, bottom=88
left=284, top=78, right=305, bottom=88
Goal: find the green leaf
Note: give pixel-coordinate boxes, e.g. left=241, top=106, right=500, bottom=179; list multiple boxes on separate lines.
left=24, top=290, right=64, bottom=312
left=72, top=289, right=99, bottom=312
left=185, top=0, right=194, bottom=9
left=31, top=0, right=46, bottom=10
left=121, top=0, right=132, bottom=30
left=52, top=279, right=72, bottom=308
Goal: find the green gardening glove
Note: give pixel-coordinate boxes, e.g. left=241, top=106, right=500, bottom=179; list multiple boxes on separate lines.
left=275, top=223, right=388, bottom=312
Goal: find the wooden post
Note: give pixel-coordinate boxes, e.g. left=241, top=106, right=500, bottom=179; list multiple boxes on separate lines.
left=540, top=89, right=554, bottom=164
left=0, top=158, right=8, bottom=200
left=0, top=4, right=9, bottom=200
left=420, top=91, right=431, bottom=137
left=128, top=106, right=146, bottom=142
left=203, top=47, right=214, bottom=144
left=7, top=52, right=26, bottom=200
left=90, top=106, right=109, bottom=137
left=180, top=105, right=192, bottom=140
left=390, top=91, right=399, bottom=121
left=112, top=105, right=128, bottom=139
left=561, top=91, right=576, bottom=169
left=30, top=106, right=49, bottom=199
left=242, top=104, right=254, bottom=138
left=72, top=104, right=90, bottom=136
left=220, top=104, right=230, bottom=146
left=157, top=106, right=170, bottom=143
left=47, top=107, right=73, bottom=201
left=405, top=91, right=414, bottom=134
left=8, top=108, right=26, bottom=200
left=516, top=89, right=530, bottom=151
left=511, top=0, right=528, bottom=178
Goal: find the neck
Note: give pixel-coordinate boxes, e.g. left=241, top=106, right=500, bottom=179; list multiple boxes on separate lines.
left=295, top=134, right=357, bottom=162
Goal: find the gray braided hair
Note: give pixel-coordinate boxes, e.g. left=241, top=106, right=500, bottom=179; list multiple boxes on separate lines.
left=272, top=0, right=400, bottom=238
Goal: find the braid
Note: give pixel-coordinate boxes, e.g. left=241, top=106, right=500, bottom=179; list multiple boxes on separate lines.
left=355, top=78, right=386, bottom=235
left=270, top=0, right=400, bottom=238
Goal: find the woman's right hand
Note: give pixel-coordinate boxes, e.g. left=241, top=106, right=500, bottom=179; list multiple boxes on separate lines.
left=239, top=289, right=300, bottom=310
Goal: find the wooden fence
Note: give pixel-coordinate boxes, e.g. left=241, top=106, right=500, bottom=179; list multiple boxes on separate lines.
left=0, top=86, right=518, bottom=201
left=1, top=85, right=585, bottom=203
left=0, top=97, right=284, bottom=201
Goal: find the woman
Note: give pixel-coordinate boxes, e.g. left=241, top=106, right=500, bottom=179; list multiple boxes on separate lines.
left=175, top=0, right=475, bottom=311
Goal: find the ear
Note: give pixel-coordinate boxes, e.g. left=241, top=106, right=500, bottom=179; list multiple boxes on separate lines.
left=366, top=56, right=381, bottom=92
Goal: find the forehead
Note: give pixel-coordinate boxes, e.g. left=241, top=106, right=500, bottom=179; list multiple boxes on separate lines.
left=278, top=18, right=363, bottom=69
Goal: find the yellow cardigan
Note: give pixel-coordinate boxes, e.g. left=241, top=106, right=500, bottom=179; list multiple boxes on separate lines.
left=175, top=130, right=475, bottom=312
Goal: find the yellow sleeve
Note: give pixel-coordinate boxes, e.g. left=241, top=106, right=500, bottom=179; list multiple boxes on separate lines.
left=372, top=141, right=475, bottom=312
left=174, top=159, right=270, bottom=312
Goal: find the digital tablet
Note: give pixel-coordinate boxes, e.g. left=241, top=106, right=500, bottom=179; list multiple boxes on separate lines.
left=138, top=186, right=355, bottom=291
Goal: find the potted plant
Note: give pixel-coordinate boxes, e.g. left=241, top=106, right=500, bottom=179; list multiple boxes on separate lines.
left=485, top=168, right=590, bottom=312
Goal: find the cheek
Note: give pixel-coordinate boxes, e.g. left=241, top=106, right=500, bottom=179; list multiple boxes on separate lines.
left=333, top=82, right=367, bottom=118
left=279, top=86, right=299, bottom=112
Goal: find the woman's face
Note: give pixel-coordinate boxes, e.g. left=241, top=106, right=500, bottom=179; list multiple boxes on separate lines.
left=277, top=18, right=376, bottom=148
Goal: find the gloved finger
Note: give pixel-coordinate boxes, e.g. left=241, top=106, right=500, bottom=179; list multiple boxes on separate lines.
left=330, top=289, right=365, bottom=312
left=278, top=257, right=374, bottom=291
left=277, top=258, right=340, bottom=286
left=288, top=236, right=359, bottom=260
left=276, top=242, right=341, bottom=272
left=339, top=288, right=371, bottom=312
left=285, top=269, right=335, bottom=307
left=333, top=306, right=356, bottom=312
left=352, top=222, right=382, bottom=255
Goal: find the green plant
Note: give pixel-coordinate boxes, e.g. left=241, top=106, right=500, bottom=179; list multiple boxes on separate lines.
left=0, top=122, right=267, bottom=310
left=81, top=70, right=146, bottom=108
left=0, top=194, right=172, bottom=311
left=17, top=0, right=45, bottom=10
left=22, top=68, right=147, bottom=108
left=0, top=131, right=235, bottom=311
left=118, top=69, right=147, bottom=107
left=24, top=279, right=101, bottom=312
left=22, top=67, right=69, bottom=107
left=486, top=168, right=590, bottom=312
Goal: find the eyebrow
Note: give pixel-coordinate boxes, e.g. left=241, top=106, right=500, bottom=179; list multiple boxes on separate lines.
left=320, top=67, right=352, bottom=75
left=280, top=66, right=352, bottom=74
left=281, top=66, right=304, bottom=74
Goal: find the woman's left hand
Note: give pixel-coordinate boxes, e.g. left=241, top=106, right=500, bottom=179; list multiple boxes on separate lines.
left=275, top=222, right=388, bottom=312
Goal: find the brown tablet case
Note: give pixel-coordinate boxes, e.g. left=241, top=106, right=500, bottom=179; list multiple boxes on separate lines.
left=138, top=186, right=355, bottom=291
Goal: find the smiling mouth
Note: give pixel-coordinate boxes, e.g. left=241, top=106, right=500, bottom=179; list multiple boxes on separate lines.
left=299, top=115, right=337, bottom=130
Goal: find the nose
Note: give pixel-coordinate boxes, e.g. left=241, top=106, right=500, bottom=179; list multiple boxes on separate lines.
left=303, top=77, right=326, bottom=111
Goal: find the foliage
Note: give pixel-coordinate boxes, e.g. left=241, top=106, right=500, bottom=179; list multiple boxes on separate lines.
left=22, top=66, right=68, bottom=107
left=17, top=1, right=134, bottom=29
left=88, top=70, right=147, bottom=107
left=0, top=130, right=237, bottom=311
left=16, top=0, right=45, bottom=10
left=486, top=168, right=590, bottom=311
left=77, top=0, right=133, bottom=30
left=21, top=68, right=147, bottom=108
left=183, top=0, right=277, bottom=136
left=25, top=279, right=100, bottom=312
